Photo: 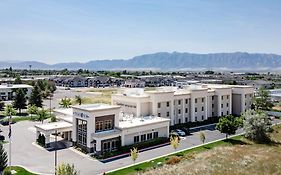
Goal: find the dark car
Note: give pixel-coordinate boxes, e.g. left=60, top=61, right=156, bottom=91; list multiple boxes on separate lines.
left=181, top=127, right=191, bottom=135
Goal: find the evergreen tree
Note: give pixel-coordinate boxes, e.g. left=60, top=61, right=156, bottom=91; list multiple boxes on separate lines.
left=0, top=144, right=8, bottom=172
left=13, top=75, right=22, bottom=84
left=29, top=84, right=43, bottom=108
left=12, top=88, right=27, bottom=114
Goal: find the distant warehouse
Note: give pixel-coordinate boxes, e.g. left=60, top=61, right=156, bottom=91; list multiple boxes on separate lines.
left=0, top=84, right=33, bottom=100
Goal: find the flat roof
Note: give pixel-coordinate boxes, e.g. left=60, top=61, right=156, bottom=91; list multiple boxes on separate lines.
left=118, top=116, right=170, bottom=129
left=0, top=84, right=33, bottom=89
left=35, top=121, right=72, bottom=131
left=72, top=103, right=120, bottom=111
left=54, top=108, right=73, bottom=116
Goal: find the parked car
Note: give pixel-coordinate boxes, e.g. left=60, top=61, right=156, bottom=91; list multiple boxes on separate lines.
left=170, top=130, right=180, bottom=139
left=175, top=129, right=186, bottom=137
left=181, top=127, right=190, bottom=135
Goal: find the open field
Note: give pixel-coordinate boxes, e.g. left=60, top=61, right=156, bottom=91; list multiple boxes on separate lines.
left=129, top=125, right=281, bottom=175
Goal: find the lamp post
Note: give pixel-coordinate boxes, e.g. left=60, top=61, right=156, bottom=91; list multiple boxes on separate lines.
left=54, top=125, right=58, bottom=175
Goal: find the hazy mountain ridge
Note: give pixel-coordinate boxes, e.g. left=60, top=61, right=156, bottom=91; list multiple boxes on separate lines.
left=1, top=52, right=281, bottom=71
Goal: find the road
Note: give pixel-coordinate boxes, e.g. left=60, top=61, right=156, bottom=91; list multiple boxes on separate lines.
left=1, top=119, right=280, bottom=175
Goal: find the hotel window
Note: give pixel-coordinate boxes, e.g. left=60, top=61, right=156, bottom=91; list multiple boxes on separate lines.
left=105, top=120, right=113, bottom=130
left=227, top=111, right=229, bottom=115
left=95, top=121, right=103, bottom=132
left=185, top=99, right=188, bottom=104
left=195, top=116, right=197, bottom=121
left=202, top=98, right=204, bottom=103
left=134, top=136, right=140, bottom=143
left=167, top=102, right=170, bottom=107
left=250, top=94, right=252, bottom=97
left=212, top=104, right=214, bottom=108
left=185, top=117, right=188, bottom=123
left=178, top=118, right=181, bottom=124
left=185, top=108, right=188, bottom=113
left=147, top=133, right=153, bottom=140
left=178, top=109, right=181, bottom=114
left=195, top=107, right=197, bottom=112
left=212, top=96, right=214, bottom=100
left=153, top=132, right=158, bottom=138
left=226, top=103, right=229, bottom=107
left=202, top=107, right=204, bottom=111
left=212, top=112, right=214, bottom=116
left=178, top=100, right=181, bottom=105
left=221, top=96, right=224, bottom=100
left=158, top=103, right=161, bottom=108
left=227, top=95, right=229, bottom=99
left=221, top=112, right=223, bottom=116
left=167, top=112, right=170, bottom=117
left=202, top=115, right=204, bottom=120
left=141, top=134, right=146, bottom=141
left=221, top=104, right=223, bottom=108
left=195, top=99, right=197, bottom=103
left=112, top=140, right=118, bottom=150
left=77, top=119, right=87, bottom=146
left=245, top=94, right=247, bottom=98
left=103, top=142, right=110, bottom=152
left=158, top=113, right=161, bottom=117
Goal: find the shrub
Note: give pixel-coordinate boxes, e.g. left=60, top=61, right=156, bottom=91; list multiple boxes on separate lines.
left=3, top=169, right=12, bottom=175
left=166, top=156, right=181, bottom=165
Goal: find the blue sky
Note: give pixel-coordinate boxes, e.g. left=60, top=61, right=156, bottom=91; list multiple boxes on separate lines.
left=0, top=0, right=281, bottom=64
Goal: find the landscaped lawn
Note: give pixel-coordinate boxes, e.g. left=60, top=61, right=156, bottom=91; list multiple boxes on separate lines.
left=109, top=125, right=281, bottom=175
left=5, top=166, right=37, bottom=175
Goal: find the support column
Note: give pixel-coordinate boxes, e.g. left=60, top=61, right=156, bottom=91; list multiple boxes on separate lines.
left=170, top=100, right=174, bottom=125
left=182, top=98, right=185, bottom=123
left=204, top=97, right=208, bottom=120
left=229, top=94, right=232, bottom=114
left=36, top=131, right=40, bottom=140
left=190, top=97, right=195, bottom=122
left=136, top=102, right=141, bottom=117
left=45, top=134, right=50, bottom=147
left=96, top=139, right=102, bottom=154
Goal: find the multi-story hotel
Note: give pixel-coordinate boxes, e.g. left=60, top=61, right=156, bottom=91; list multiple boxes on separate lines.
left=35, top=84, right=253, bottom=154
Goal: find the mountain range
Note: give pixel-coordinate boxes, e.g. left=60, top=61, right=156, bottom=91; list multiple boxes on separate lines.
left=1, top=52, right=281, bottom=71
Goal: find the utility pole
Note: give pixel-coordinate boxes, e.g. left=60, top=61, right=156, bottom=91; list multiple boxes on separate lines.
left=9, top=112, right=12, bottom=172
left=54, top=127, right=57, bottom=175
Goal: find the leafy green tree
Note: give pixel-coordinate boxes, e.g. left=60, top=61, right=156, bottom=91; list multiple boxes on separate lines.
left=0, top=100, right=4, bottom=111
left=170, top=136, right=180, bottom=151
left=13, top=75, right=22, bottom=84
left=27, top=104, right=38, bottom=118
left=12, top=88, right=27, bottom=114
left=59, top=98, right=72, bottom=108
left=216, top=115, right=241, bottom=139
left=29, top=84, right=43, bottom=108
left=130, top=147, right=139, bottom=164
left=57, top=163, right=79, bottom=175
left=199, top=131, right=206, bottom=144
left=4, top=105, right=16, bottom=119
left=243, top=110, right=273, bottom=143
left=74, top=95, right=82, bottom=105
left=50, top=115, right=57, bottom=123
left=37, top=109, right=48, bottom=124
left=253, top=88, right=273, bottom=110
left=0, top=143, right=8, bottom=172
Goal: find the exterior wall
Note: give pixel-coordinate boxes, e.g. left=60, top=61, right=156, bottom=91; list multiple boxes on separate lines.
left=232, top=94, right=242, bottom=115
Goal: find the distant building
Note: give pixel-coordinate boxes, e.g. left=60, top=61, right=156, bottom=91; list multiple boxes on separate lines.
left=0, top=84, right=33, bottom=100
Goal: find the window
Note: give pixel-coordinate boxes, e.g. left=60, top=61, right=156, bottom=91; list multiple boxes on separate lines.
left=158, top=113, right=161, bottom=117
left=212, top=96, right=214, bottom=100
left=153, top=132, right=158, bottom=138
left=245, top=102, right=247, bottom=106
left=77, top=119, right=87, bottom=146
left=141, top=134, right=146, bottom=141
left=167, top=111, right=170, bottom=117
left=245, top=94, right=247, bottom=98
left=95, top=121, right=103, bottom=132
left=178, top=109, right=181, bottom=114
left=221, top=104, right=223, bottom=108
left=195, top=116, right=197, bottom=121
left=221, top=112, right=223, bottom=116
left=212, top=112, right=214, bottom=116
left=221, top=96, right=224, bottom=100
left=158, top=103, right=161, bottom=108
left=227, top=111, right=229, bottom=115
left=178, top=118, right=181, bottom=123
left=250, top=94, right=252, bottom=97
left=202, top=115, right=204, bottom=120
left=195, top=99, right=197, bottom=103
left=202, top=98, right=204, bottom=103
left=227, top=95, right=229, bottom=99
left=185, top=117, right=188, bottom=123
left=103, top=142, right=110, bottom=152
left=202, top=107, right=204, bottom=111
left=178, top=100, right=181, bottom=105
left=167, top=102, right=170, bottom=107
left=226, top=103, right=229, bottom=107
left=212, top=104, right=214, bottom=108
left=134, top=136, right=139, bottom=143
left=195, top=107, right=197, bottom=112
left=185, top=99, right=188, bottom=104
left=185, top=108, right=188, bottom=113
left=147, top=133, right=153, bottom=140
left=104, top=120, right=112, bottom=130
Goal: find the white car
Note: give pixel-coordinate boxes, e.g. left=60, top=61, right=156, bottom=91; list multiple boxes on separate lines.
left=176, top=129, right=186, bottom=136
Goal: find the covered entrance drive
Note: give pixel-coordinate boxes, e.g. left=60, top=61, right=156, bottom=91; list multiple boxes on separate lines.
left=34, top=121, right=73, bottom=148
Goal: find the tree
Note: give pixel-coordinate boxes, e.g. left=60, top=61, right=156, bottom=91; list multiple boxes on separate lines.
left=37, top=109, right=48, bottom=124
left=4, top=105, right=16, bottom=119
left=253, top=88, right=273, bottom=110
left=199, top=131, right=206, bottom=144
left=12, top=88, right=27, bottom=114
left=50, top=115, right=57, bottom=123
left=74, top=95, right=82, bottom=105
left=0, top=144, right=8, bottom=172
left=59, top=98, right=72, bottom=108
left=29, top=84, right=43, bottom=108
left=57, top=163, right=79, bottom=175
left=216, top=115, right=241, bottom=139
left=170, top=136, right=180, bottom=151
left=130, top=147, right=139, bottom=164
left=27, top=104, right=38, bottom=117
left=13, top=75, right=22, bottom=84
left=243, top=110, right=273, bottom=143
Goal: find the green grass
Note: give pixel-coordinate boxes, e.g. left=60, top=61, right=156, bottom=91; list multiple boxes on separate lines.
left=5, top=166, right=37, bottom=175
left=108, top=136, right=244, bottom=175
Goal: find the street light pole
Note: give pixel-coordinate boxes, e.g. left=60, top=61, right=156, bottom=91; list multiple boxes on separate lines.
left=55, top=128, right=57, bottom=175
left=9, top=112, right=11, bottom=172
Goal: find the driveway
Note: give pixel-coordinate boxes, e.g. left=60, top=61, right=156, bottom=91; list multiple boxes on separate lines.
left=1, top=119, right=280, bottom=175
